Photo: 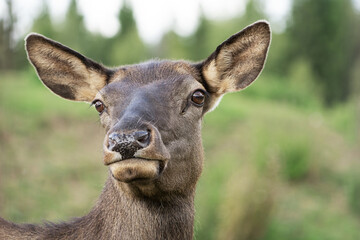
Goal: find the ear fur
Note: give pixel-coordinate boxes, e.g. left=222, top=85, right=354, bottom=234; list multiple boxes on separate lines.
left=25, top=33, right=113, bottom=102
left=200, top=21, right=271, bottom=96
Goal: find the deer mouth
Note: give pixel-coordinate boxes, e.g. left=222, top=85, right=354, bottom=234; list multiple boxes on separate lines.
left=103, top=145, right=168, bottom=183
left=108, top=158, right=165, bottom=183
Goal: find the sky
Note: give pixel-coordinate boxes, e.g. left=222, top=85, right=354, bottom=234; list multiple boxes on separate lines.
left=1, top=0, right=358, bottom=44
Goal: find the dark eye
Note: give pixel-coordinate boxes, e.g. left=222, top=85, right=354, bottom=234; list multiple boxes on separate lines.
left=191, top=90, right=205, bottom=106
left=93, top=100, right=105, bottom=114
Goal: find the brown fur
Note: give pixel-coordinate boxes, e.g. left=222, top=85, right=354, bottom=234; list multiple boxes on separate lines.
left=0, top=21, right=271, bottom=239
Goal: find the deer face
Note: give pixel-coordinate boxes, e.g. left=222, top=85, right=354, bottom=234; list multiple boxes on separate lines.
left=97, top=62, right=207, bottom=196
left=25, top=21, right=271, bottom=198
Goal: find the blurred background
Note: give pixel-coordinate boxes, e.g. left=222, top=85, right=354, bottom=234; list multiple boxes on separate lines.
left=0, top=0, right=360, bottom=239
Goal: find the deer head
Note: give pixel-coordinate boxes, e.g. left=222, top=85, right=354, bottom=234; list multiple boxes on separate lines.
left=25, top=21, right=271, bottom=200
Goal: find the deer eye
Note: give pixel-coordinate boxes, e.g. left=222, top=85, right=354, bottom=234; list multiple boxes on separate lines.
left=191, top=90, right=205, bottom=106
left=93, top=100, right=105, bottom=114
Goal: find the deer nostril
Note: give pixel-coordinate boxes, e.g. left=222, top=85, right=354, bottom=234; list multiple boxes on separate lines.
left=108, top=132, right=121, bottom=144
left=107, top=130, right=151, bottom=159
left=108, top=132, right=120, bottom=149
left=133, top=130, right=150, bottom=147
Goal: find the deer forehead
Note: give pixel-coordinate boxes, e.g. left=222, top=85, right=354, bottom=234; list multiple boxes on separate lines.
left=110, top=61, right=200, bottom=83
left=96, top=61, right=204, bottom=103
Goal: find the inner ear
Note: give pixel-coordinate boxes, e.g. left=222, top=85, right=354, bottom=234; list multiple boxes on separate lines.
left=200, top=21, right=271, bottom=95
left=25, top=33, right=113, bottom=102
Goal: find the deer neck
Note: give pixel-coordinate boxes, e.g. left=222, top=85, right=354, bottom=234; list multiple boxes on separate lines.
left=1, top=176, right=196, bottom=240
left=84, top=176, right=196, bottom=240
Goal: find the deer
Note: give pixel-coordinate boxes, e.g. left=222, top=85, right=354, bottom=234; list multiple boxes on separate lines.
left=0, top=21, right=271, bottom=240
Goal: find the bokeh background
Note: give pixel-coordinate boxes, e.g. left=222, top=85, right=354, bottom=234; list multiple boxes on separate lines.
left=1, top=0, right=360, bottom=239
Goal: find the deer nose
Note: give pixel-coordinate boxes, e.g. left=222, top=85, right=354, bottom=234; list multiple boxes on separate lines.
left=108, top=130, right=151, bottom=160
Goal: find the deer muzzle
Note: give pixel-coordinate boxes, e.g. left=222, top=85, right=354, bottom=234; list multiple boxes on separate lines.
left=103, top=125, right=170, bottom=183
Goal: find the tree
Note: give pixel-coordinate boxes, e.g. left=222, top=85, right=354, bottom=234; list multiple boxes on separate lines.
left=157, top=30, right=188, bottom=59
left=287, top=0, right=358, bottom=105
left=186, top=13, right=211, bottom=61
left=59, top=0, right=88, bottom=52
left=0, top=0, right=16, bottom=70
left=31, top=1, right=55, bottom=39
left=118, top=2, right=136, bottom=38
left=109, top=2, right=147, bottom=65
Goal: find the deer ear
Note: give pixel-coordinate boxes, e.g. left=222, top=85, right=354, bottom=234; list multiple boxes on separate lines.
left=200, top=21, right=271, bottom=95
left=25, top=33, right=112, bottom=102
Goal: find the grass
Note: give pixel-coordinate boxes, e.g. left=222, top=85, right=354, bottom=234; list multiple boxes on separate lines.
left=196, top=91, right=359, bottom=239
left=0, top=71, right=106, bottom=222
left=0, top=71, right=359, bottom=239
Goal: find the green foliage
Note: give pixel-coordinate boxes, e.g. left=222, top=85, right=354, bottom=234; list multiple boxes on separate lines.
left=262, top=32, right=291, bottom=76
left=243, top=0, right=265, bottom=23
left=279, top=138, right=310, bottom=181
left=157, top=0, right=266, bottom=62
left=0, top=72, right=105, bottom=223
left=118, top=3, right=136, bottom=37
left=31, top=2, right=56, bottom=39
left=0, top=0, right=17, bottom=70
left=186, top=14, right=211, bottom=61
left=60, top=0, right=88, bottom=50
left=110, top=30, right=148, bottom=65
left=347, top=173, right=360, bottom=217
left=287, top=0, right=359, bottom=105
left=109, top=3, right=148, bottom=65
left=157, top=31, right=188, bottom=59
left=325, top=101, right=358, bottom=144
left=216, top=167, right=274, bottom=240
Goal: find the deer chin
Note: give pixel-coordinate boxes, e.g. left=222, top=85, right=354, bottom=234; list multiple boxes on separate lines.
left=109, top=158, right=164, bottom=183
